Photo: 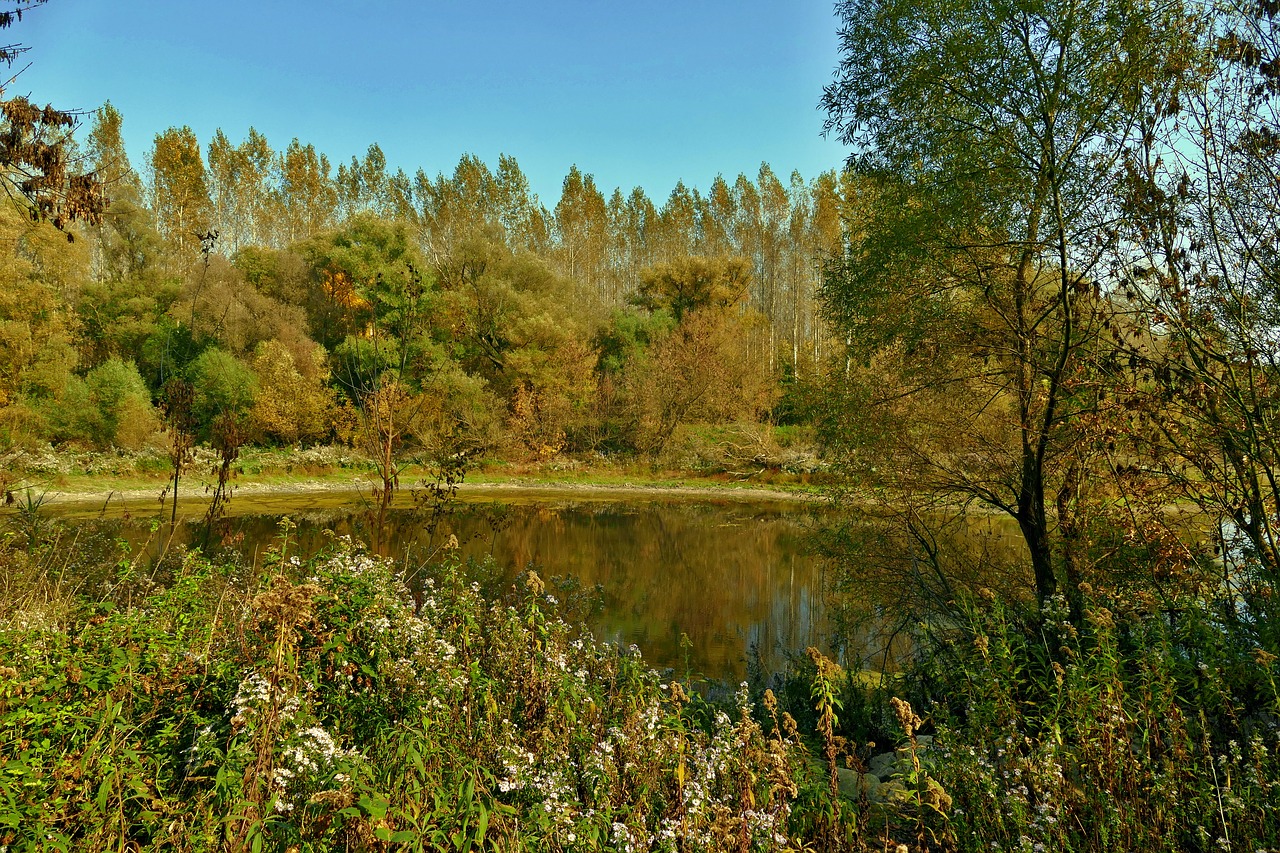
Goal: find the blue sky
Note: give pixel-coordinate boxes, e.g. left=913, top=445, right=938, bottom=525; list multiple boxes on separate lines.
left=17, top=0, right=849, bottom=204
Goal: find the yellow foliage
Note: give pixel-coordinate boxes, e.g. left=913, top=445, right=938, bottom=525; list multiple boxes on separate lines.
left=247, top=340, right=336, bottom=445
left=320, top=268, right=370, bottom=311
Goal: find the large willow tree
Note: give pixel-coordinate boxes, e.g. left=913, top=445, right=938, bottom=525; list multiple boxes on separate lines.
left=820, top=0, right=1196, bottom=608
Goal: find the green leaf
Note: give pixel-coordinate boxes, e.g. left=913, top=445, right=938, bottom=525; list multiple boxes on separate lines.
left=359, top=793, right=390, bottom=820
left=95, top=775, right=111, bottom=812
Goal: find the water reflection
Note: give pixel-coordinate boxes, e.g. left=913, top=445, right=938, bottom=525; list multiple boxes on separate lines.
left=60, top=493, right=831, bottom=681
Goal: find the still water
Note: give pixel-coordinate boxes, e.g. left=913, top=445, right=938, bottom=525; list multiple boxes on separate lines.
left=55, top=489, right=831, bottom=682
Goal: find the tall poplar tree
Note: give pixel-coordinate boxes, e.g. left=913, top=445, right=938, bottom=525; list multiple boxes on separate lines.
left=150, top=126, right=212, bottom=256
left=207, top=127, right=272, bottom=254
left=553, top=166, right=609, bottom=304
left=271, top=139, right=336, bottom=245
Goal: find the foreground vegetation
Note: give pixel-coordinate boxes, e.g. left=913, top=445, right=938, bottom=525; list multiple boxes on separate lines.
left=5, top=513, right=1280, bottom=852
left=2, top=528, right=815, bottom=852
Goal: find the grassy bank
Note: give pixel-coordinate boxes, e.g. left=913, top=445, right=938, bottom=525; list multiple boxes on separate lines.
left=1, top=444, right=832, bottom=512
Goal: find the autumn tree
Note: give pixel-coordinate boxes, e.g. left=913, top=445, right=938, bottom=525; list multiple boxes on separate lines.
left=0, top=206, right=85, bottom=446
left=554, top=166, right=610, bottom=304
left=432, top=229, right=593, bottom=458
left=0, top=0, right=103, bottom=234
left=149, top=126, right=212, bottom=256
left=1114, top=1, right=1280, bottom=609
left=652, top=181, right=700, bottom=266
left=247, top=339, right=335, bottom=445
left=77, top=103, right=177, bottom=367
left=628, top=256, right=770, bottom=456
left=207, top=127, right=272, bottom=253
left=416, top=154, right=499, bottom=256
left=336, top=143, right=411, bottom=222
left=270, top=139, right=337, bottom=245
left=85, top=101, right=139, bottom=198
left=821, top=0, right=1194, bottom=608
left=296, top=213, right=422, bottom=351
left=632, top=255, right=751, bottom=322
left=605, top=186, right=657, bottom=302
left=701, top=175, right=736, bottom=257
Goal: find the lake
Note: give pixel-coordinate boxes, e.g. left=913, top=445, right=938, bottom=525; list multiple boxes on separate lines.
left=43, top=487, right=834, bottom=682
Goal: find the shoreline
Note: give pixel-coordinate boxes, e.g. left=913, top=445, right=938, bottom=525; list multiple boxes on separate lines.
left=26, top=473, right=826, bottom=518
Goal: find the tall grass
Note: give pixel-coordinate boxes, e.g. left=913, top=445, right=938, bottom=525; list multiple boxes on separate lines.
left=0, top=526, right=822, bottom=852
left=10, top=508, right=1278, bottom=851
left=893, top=590, right=1280, bottom=851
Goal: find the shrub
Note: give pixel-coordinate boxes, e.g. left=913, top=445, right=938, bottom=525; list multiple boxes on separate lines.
left=80, top=358, right=160, bottom=449
left=187, top=347, right=258, bottom=438
left=247, top=340, right=336, bottom=445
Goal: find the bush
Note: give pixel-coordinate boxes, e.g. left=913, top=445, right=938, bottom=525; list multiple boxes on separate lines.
left=75, top=358, right=161, bottom=449
left=247, top=340, right=336, bottom=445
left=187, top=347, right=258, bottom=438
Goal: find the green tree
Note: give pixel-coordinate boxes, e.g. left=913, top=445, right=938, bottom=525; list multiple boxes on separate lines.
left=296, top=214, right=425, bottom=351
left=187, top=347, right=258, bottom=438
left=495, top=153, right=549, bottom=254
left=432, top=230, right=594, bottom=457
left=64, top=357, right=159, bottom=449
left=820, top=0, right=1194, bottom=607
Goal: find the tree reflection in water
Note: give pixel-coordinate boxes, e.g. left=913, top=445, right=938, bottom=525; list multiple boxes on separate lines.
left=77, top=495, right=839, bottom=681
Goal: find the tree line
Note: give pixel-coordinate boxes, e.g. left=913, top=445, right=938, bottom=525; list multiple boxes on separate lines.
left=0, top=102, right=846, bottom=473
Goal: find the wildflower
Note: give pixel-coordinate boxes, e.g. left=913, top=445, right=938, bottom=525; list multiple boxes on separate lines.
left=1086, top=607, right=1115, bottom=631
left=889, top=696, right=922, bottom=739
